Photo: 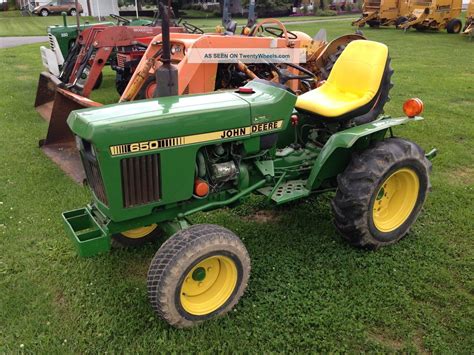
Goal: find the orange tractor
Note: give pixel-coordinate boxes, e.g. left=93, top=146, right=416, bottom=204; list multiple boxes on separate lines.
left=398, top=0, right=463, bottom=32
left=37, top=6, right=365, bottom=183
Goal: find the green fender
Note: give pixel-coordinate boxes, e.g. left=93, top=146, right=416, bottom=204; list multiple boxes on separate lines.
left=305, top=116, right=424, bottom=190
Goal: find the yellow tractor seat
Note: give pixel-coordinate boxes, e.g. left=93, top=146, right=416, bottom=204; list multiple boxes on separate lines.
left=295, top=40, right=389, bottom=122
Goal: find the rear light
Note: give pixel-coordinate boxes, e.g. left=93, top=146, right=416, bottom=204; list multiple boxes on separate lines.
left=403, top=98, right=424, bottom=118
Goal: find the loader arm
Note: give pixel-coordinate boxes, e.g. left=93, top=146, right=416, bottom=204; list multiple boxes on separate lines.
left=399, top=8, right=429, bottom=29
left=352, top=11, right=379, bottom=26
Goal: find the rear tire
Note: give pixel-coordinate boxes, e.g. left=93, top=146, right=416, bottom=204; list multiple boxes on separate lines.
left=147, top=224, right=251, bottom=328
left=69, top=8, right=77, bottom=16
left=395, top=16, right=408, bottom=28
left=446, top=18, right=462, bottom=33
left=368, top=20, right=380, bottom=28
left=332, top=138, right=431, bottom=249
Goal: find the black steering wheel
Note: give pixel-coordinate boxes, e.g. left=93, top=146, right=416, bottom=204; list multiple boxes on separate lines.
left=264, top=26, right=298, bottom=40
left=267, top=62, right=316, bottom=85
left=182, top=21, right=204, bottom=34
left=110, top=14, right=131, bottom=26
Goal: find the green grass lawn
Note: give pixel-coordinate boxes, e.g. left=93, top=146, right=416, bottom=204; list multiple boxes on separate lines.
left=0, top=10, right=355, bottom=36
left=0, top=19, right=473, bottom=353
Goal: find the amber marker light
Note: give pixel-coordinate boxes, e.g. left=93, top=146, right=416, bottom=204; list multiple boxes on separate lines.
left=403, top=98, right=424, bottom=118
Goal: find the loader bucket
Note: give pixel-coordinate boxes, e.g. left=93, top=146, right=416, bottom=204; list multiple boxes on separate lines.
left=39, top=88, right=102, bottom=183
left=34, top=71, right=64, bottom=122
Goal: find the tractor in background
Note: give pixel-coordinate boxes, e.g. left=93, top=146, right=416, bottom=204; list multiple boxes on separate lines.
left=62, top=39, right=436, bottom=328
left=41, top=13, right=158, bottom=78
left=35, top=3, right=365, bottom=184
left=462, top=0, right=474, bottom=37
left=398, top=0, right=463, bottom=32
left=352, top=0, right=411, bottom=28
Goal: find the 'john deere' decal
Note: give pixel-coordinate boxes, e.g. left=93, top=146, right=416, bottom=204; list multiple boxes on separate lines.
left=109, top=120, right=283, bottom=156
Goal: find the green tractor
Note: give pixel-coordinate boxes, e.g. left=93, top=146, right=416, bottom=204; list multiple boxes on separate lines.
left=63, top=40, right=436, bottom=328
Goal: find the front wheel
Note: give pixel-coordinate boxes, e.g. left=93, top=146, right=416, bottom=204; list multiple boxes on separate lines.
left=446, top=18, right=462, bottom=34
left=147, top=224, right=251, bottom=328
left=332, top=138, right=431, bottom=249
left=136, top=76, right=157, bottom=100
left=40, top=9, right=49, bottom=16
left=112, top=224, right=162, bottom=247
left=69, top=8, right=77, bottom=16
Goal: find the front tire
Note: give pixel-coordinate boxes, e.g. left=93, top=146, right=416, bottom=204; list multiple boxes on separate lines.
left=112, top=224, right=162, bottom=247
left=40, top=9, right=49, bottom=16
left=136, top=76, right=157, bottom=100
left=69, top=8, right=77, bottom=16
left=332, top=138, right=431, bottom=249
left=446, top=18, right=462, bottom=34
left=147, top=224, right=251, bottom=328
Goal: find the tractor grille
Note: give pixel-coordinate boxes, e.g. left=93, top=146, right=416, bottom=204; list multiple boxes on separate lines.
left=116, top=53, right=127, bottom=68
left=121, top=154, right=161, bottom=208
left=82, top=154, right=108, bottom=205
left=48, top=33, right=56, bottom=52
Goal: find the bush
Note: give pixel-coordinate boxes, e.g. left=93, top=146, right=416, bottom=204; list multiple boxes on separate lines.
left=315, top=9, right=337, bottom=16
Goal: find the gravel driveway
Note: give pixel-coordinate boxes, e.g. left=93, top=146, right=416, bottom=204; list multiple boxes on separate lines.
left=0, top=36, right=48, bottom=49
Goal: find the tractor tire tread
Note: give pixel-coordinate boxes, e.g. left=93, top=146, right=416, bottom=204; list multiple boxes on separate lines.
left=147, top=224, right=250, bottom=328
left=331, top=138, right=431, bottom=249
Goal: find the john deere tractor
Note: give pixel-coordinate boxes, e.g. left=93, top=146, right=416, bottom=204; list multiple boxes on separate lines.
left=63, top=40, right=436, bottom=328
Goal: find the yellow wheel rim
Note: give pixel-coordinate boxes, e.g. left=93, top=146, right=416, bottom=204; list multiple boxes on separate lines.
left=373, top=168, right=419, bottom=233
left=180, top=256, right=238, bottom=316
left=121, top=224, right=157, bottom=239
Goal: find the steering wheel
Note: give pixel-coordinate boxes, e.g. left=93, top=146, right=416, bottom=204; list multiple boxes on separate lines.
left=110, top=14, right=131, bottom=26
left=264, top=26, right=298, bottom=40
left=250, top=19, right=291, bottom=46
left=267, top=62, right=316, bottom=85
left=182, top=21, right=204, bottom=34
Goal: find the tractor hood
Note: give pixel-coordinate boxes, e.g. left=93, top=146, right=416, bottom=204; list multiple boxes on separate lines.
left=67, top=80, right=296, bottom=152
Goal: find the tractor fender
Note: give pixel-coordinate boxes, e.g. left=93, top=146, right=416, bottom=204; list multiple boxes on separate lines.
left=305, top=116, right=423, bottom=190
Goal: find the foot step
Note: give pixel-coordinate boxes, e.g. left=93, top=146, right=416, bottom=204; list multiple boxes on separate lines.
left=258, top=180, right=310, bottom=204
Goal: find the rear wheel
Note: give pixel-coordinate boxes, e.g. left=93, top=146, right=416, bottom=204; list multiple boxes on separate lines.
left=368, top=20, right=380, bottom=28
left=147, top=224, right=251, bottom=328
left=395, top=16, right=408, bottom=28
left=332, top=138, right=431, bottom=249
left=69, top=8, right=77, bottom=16
left=446, top=18, right=462, bottom=33
left=112, top=224, right=162, bottom=247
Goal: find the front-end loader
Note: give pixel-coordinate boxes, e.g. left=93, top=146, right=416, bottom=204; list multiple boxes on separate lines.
left=352, top=0, right=411, bottom=27
left=462, top=0, right=474, bottom=37
left=35, top=21, right=184, bottom=122
left=62, top=39, right=436, bottom=328
left=398, top=0, right=463, bottom=32
left=36, top=3, right=365, bottom=184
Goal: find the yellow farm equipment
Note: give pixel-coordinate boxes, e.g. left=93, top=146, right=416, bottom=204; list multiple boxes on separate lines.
left=352, top=0, right=411, bottom=27
left=398, top=0, right=463, bottom=32
left=462, top=0, right=474, bottom=36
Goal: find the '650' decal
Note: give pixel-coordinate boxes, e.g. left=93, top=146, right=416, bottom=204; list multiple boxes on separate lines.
left=109, top=120, right=283, bottom=156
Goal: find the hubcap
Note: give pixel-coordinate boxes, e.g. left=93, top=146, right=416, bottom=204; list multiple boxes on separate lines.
left=180, top=256, right=237, bottom=316
left=121, top=224, right=157, bottom=239
left=372, top=168, right=420, bottom=232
